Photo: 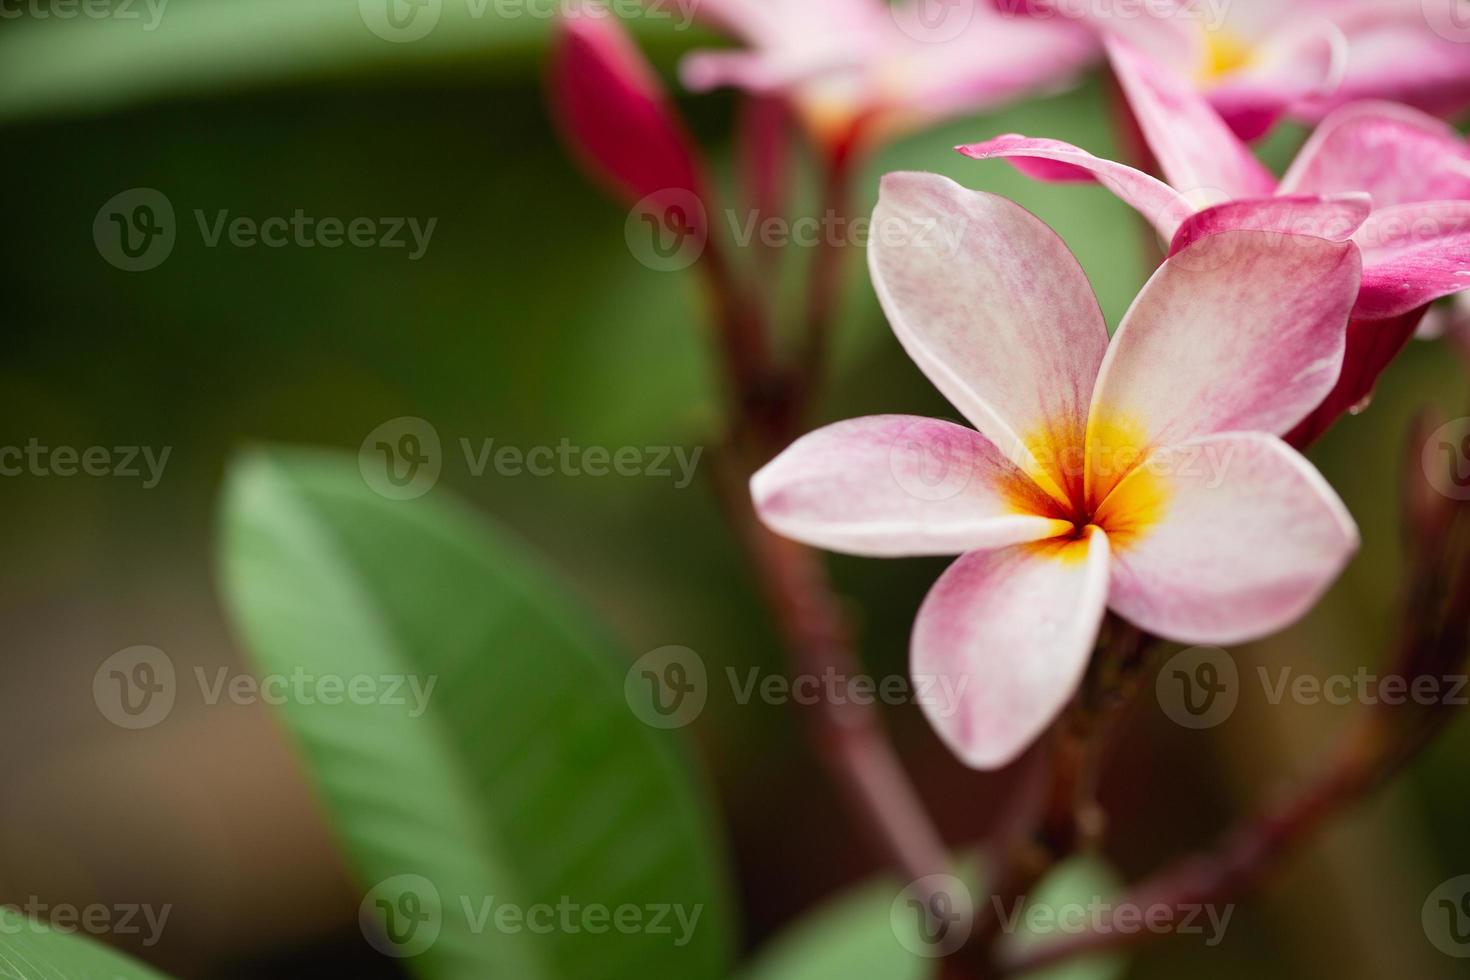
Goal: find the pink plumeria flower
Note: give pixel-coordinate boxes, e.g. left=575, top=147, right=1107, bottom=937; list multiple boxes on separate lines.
left=750, top=172, right=1361, bottom=768
left=999, top=0, right=1470, bottom=139
left=961, top=41, right=1470, bottom=443
left=678, top=0, right=1096, bottom=152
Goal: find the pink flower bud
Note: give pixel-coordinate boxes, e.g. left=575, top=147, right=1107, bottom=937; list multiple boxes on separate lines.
left=549, top=8, right=705, bottom=210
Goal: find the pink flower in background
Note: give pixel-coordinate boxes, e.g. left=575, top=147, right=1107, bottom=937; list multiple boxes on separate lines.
left=678, top=0, right=1096, bottom=153
left=999, top=0, right=1470, bottom=139
left=961, top=39, right=1470, bottom=443
left=751, top=172, right=1360, bottom=768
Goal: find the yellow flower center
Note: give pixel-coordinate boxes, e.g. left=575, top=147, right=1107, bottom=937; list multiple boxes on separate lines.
left=1198, top=30, right=1252, bottom=83
left=1006, top=410, right=1171, bottom=562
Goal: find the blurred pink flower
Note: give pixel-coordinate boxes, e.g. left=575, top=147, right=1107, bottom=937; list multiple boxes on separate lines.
left=999, top=0, right=1470, bottom=139
left=678, top=0, right=1096, bottom=153
left=751, top=172, right=1360, bottom=768
left=961, top=40, right=1470, bottom=442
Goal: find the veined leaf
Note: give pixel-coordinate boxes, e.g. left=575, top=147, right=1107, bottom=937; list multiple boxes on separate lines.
left=0, top=908, right=172, bottom=979
left=218, top=448, right=732, bottom=980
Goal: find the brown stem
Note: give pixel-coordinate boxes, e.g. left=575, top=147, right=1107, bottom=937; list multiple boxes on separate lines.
left=798, top=140, right=858, bottom=406
left=711, top=445, right=953, bottom=891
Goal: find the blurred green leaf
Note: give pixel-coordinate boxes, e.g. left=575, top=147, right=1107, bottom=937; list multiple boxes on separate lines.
left=1001, top=856, right=1127, bottom=980
left=0, top=909, right=172, bottom=979
left=218, top=448, right=732, bottom=980
left=742, top=856, right=1125, bottom=980
left=740, top=875, right=927, bottom=980
left=0, top=0, right=701, bottom=121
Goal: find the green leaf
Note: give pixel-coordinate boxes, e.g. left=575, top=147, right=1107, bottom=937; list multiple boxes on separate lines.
left=217, top=448, right=732, bottom=980
left=741, top=876, right=927, bottom=980
left=1000, top=856, right=1127, bottom=980
left=743, top=857, right=1127, bottom=980
left=0, top=908, right=172, bottom=979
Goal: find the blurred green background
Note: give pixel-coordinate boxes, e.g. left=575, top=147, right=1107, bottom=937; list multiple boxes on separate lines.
left=2, top=2, right=1469, bottom=977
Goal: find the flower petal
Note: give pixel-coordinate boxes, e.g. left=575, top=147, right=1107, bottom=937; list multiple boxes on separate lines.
left=1103, top=432, right=1358, bottom=644
left=1106, top=37, right=1277, bottom=200
left=1292, top=2, right=1470, bottom=124
left=750, top=415, right=1069, bottom=558
left=1087, top=229, right=1360, bottom=500
left=890, top=7, right=1097, bottom=121
left=912, top=528, right=1111, bottom=770
left=1168, top=193, right=1371, bottom=255
left=956, top=134, right=1194, bottom=240
left=1354, top=201, right=1470, bottom=319
left=868, top=171, right=1109, bottom=504
left=1279, top=101, right=1470, bottom=207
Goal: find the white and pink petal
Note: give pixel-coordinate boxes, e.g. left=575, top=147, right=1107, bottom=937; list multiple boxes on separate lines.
left=1086, top=229, right=1360, bottom=499
left=956, top=134, right=1195, bottom=241
left=869, top=171, right=1109, bottom=504
left=912, top=527, right=1111, bottom=770
left=1101, top=432, right=1358, bottom=644
left=750, top=415, right=1068, bottom=558
left=1279, top=101, right=1470, bottom=207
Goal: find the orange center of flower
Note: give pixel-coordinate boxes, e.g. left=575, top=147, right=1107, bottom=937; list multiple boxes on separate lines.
left=1004, top=410, right=1171, bottom=563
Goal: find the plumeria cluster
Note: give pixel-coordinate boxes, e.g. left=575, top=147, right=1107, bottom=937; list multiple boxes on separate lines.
left=549, top=0, right=1470, bottom=966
